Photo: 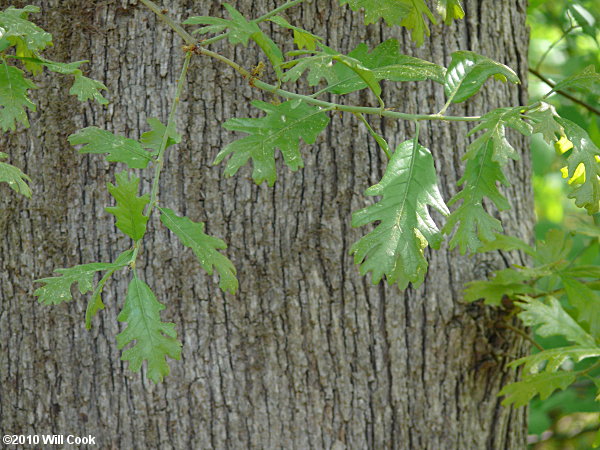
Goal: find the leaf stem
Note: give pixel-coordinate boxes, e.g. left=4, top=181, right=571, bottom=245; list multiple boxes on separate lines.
left=354, top=113, right=392, bottom=159
left=534, top=25, right=580, bottom=72
left=139, top=0, right=196, bottom=45
left=496, top=321, right=544, bottom=351
left=130, top=50, right=192, bottom=267
left=529, top=68, right=600, bottom=117
left=141, top=3, right=483, bottom=124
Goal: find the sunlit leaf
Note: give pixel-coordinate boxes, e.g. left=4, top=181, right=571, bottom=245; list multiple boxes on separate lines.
left=351, top=138, right=449, bottom=288
left=0, top=152, right=31, bottom=197
left=444, top=51, right=520, bottom=103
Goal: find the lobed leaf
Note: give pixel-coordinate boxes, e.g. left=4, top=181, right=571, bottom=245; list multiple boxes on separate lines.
left=476, top=233, right=536, bottom=256
left=517, top=296, right=597, bottom=348
left=552, top=65, right=600, bottom=95
left=528, top=102, right=563, bottom=144
left=443, top=106, right=531, bottom=253
left=561, top=275, right=600, bottom=338
left=463, top=268, right=536, bottom=305
left=185, top=4, right=283, bottom=77
left=268, top=15, right=322, bottom=50
left=444, top=51, right=520, bottom=103
left=351, top=138, right=449, bottom=289
left=139, top=117, right=182, bottom=152
left=68, top=127, right=154, bottom=169
left=0, top=6, right=52, bottom=53
left=510, top=347, right=600, bottom=374
left=339, top=0, right=436, bottom=46
left=105, top=171, right=150, bottom=241
left=69, top=72, right=108, bottom=105
left=34, top=253, right=131, bottom=306
left=499, top=371, right=577, bottom=407
left=0, top=62, right=37, bottom=131
left=0, top=152, right=31, bottom=197
left=159, top=207, right=238, bottom=294
left=117, top=275, right=182, bottom=383
left=436, top=0, right=465, bottom=25
left=443, top=140, right=510, bottom=254
left=323, top=39, right=445, bottom=95
left=558, top=118, right=600, bottom=214
left=214, top=100, right=330, bottom=186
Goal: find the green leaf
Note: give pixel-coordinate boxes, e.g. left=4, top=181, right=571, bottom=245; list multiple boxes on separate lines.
left=105, top=171, right=150, bottom=241
left=463, top=268, right=536, bottom=305
left=350, top=138, right=449, bottom=288
left=339, top=0, right=436, bottom=47
left=517, top=296, right=597, bottom=347
left=339, top=0, right=413, bottom=27
left=436, top=0, right=465, bottom=25
left=159, top=207, right=238, bottom=294
left=34, top=258, right=130, bottom=306
left=139, top=117, right=182, bottom=152
left=281, top=46, right=339, bottom=86
left=11, top=56, right=109, bottom=104
left=69, top=71, right=108, bottom=105
left=476, top=233, right=536, bottom=256
left=268, top=16, right=322, bottom=50
left=116, top=275, right=182, bottom=383
left=567, top=3, right=598, bottom=43
left=561, top=275, right=600, bottom=337
left=185, top=3, right=259, bottom=46
left=214, top=100, right=330, bottom=186
left=534, top=228, right=572, bottom=264
left=68, top=127, right=154, bottom=169
left=324, top=39, right=445, bottom=95
left=499, top=371, right=577, bottom=407
left=444, top=51, right=520, bottom=103
left=0, top=62, right=37, bottom=131
left=283, top=46, right=384, bottom=104
left=528, top=102, right=564, bottom=144
left=552, top=65, right=600, bottom=95
left=466, top=107, right=532, bottom=166
left=0, top=6, right=52, bottom=53
left=0, top=152, right=31, bottom=197
left=558, top=118, right=600, bottom=214
left=85, top=250, right=134, bottom=329
left=443, top=141, right=510, bottom=254
left=509, top=347, right=600, bottom=374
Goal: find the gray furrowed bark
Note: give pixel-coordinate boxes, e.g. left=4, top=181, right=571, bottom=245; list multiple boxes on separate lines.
left=0, top=1, right=532, bottom=448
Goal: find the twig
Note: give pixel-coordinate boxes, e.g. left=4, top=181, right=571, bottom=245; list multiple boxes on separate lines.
left=529, top=68, right=600, bottom=117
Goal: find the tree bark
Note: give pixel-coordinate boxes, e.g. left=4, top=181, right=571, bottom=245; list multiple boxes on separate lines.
left=0, top=0, right=532, bottom=448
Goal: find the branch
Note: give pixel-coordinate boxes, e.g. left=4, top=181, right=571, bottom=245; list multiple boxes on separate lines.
left=529, top=68, right=600, bottom=117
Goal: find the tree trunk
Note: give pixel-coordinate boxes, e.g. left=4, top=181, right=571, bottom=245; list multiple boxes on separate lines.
left=0, top=0, right=532, bottom=448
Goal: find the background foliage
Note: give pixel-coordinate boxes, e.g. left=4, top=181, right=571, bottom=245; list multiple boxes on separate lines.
left=528, top=0, right=600, bottom=447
